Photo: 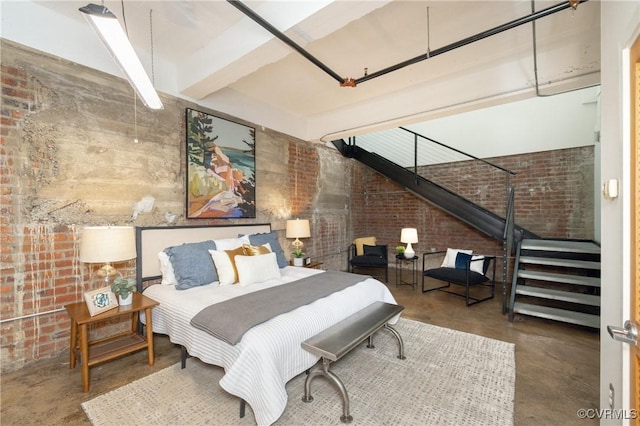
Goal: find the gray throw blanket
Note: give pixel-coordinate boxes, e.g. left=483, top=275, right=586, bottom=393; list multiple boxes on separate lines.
left=190, top=271, right=368, bottom=345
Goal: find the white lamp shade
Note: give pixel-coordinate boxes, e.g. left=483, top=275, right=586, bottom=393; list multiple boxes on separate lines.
left=286, top=219, right=311, bottom=239
left=400, top=228, right=418, bottom=244
left=79, top=226, right=136, bottom=263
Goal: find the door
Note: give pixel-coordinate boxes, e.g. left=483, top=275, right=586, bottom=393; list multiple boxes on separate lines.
left=631, top=32, right=640, bottom=420
left=608, top=32, right=640, bottom=421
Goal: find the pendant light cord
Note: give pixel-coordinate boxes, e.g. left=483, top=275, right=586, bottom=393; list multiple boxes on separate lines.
left=426, top=6, right=431, bottom=58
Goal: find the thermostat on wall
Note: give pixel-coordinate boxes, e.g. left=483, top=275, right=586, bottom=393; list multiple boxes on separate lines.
left=603, top=179, right=619, bottom=199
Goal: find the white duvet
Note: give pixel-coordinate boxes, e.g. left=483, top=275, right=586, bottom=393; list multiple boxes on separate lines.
left=141, top=267, right=398, bottom=425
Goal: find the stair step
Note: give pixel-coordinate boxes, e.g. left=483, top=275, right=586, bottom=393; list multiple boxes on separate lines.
left=512, top=302, right=600, bottom=328
left=520, top=239, right=600, bottom=254
left=518, top=256, right=600, bottom=270
left=517, top=270, right=600, bottom=287
left=515, top=286, right=600, bottom=306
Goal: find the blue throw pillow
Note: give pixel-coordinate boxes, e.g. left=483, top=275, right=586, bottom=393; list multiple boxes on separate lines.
left=165, top=240, right=217, bottom=290
left=455, top=252, right=472, bottom=270
left=246, top=231, right=288, bottom=268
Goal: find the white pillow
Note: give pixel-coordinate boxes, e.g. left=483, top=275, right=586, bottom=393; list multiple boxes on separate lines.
left=157, top=251, right=177, bottom=285
left=470, top=255, right=485, bottom=274
left=235, top=253, right=281, bottom=286
left=209, top=247, right=244, bottom=286
left=213, top=236, right=250, bottom=251
left=441, top=248, right=473, bottom=268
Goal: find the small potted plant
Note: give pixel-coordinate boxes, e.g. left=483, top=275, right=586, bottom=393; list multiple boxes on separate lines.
left=111, top=277, right=136, bottom=305
left=292, top=248, right=305, bottom=266
left=395, top=246, right=405, bottom=257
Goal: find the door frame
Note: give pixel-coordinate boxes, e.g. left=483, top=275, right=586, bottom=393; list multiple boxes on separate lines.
left=599, top=2, right=640, bottom=418
left=630, top=31, right=640, bottom=418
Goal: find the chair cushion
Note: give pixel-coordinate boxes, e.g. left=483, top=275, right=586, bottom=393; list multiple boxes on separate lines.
left=423, top=267, right=489, bottom=286
left=363, top=244, right=386, bottom=257
left=350, top=255, right=387, bottom=267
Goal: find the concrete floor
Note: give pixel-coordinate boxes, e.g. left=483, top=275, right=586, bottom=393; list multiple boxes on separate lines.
left=1, top=273, right=599, bottom=426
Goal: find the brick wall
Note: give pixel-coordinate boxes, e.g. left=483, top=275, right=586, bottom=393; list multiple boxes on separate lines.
left=419, top=147, right=595, bottom=239
left=351, top=145, right=595, bottom=276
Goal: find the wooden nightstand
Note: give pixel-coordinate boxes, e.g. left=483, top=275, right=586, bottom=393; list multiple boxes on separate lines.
left=65, top=292, right=159, bottom=392
left=305, top=261, right=324, bottom=269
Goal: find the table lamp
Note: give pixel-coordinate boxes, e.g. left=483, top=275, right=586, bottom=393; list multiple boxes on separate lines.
left=286, top=219, right=311, bottom=251
left=400, top=228, right=418, bottom=259
left=79, top=226, right=136, bottom=287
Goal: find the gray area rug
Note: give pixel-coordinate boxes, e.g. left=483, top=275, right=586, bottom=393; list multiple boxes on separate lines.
left=82, top=318, right=515, bottom=425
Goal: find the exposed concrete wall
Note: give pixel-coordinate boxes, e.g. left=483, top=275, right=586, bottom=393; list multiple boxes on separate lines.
left=0, top=40, right=353, bottom=372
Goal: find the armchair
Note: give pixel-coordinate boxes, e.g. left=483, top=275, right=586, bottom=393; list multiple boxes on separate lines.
left=348, top=237, right=388, bottom=282
left=422, top=249, right=496, bottom=306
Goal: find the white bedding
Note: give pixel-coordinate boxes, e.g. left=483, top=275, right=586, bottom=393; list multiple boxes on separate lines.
left=141, top=266, right=398, bottom=425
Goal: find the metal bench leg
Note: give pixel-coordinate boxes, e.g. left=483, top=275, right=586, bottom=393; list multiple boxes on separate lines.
left=302, top=358, right=353, bottom=423
left=384, top=324, right=406, bottom=360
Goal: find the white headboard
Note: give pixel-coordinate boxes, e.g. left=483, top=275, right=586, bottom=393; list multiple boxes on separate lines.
left=135, top=223, right=272, bottom=287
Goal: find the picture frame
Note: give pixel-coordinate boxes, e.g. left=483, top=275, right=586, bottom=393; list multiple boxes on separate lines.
left=185, top=108, right=256, bottom=219
left=84, top=286, right=118, bottom=316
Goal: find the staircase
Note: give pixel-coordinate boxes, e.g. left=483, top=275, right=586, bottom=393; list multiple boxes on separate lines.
left=508, top=238, right=601, bottom=328
left=332, top=139, right=538, bottom=241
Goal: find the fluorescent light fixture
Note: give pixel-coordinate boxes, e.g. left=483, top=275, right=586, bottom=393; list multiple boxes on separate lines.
left=80, top=3, right=163, bottom=110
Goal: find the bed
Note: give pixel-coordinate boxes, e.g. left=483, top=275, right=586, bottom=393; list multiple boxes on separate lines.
left=136, top=224, right=399, bottom=425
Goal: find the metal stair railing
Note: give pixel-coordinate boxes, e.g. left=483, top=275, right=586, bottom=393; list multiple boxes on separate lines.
left=338, top=128, right=537, bottom=238
left=348, top=127, right=516, bottom=220
left=502, top=187, right=516, bottom=314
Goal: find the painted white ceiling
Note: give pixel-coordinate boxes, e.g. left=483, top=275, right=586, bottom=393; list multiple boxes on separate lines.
left=2, top=0, right=600, bottom=142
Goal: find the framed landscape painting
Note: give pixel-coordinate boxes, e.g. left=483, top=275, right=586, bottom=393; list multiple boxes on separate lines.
left=185, top=108, right=256, bottom=218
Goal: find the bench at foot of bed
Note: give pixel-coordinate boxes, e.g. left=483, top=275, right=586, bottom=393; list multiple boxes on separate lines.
left=300, top=301, right=405, bottom=423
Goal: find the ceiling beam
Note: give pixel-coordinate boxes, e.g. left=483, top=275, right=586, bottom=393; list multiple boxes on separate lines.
left=178, top=0, right=390, bottom=99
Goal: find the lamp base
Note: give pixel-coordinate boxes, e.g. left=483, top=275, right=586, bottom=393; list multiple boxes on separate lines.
left=90, top=264, right=121, bottom=289
left=404, top=243, right=415, bottom=259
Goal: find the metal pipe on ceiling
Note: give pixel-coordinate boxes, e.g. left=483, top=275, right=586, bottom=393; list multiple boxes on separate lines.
left=226, top=0, right=345, bottom=85
left=356, top=0, right=589, bottom=85
left=228, top=0, right=588, bottom=88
